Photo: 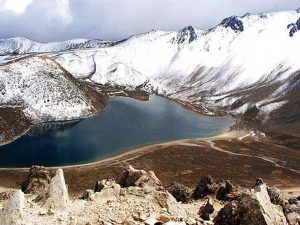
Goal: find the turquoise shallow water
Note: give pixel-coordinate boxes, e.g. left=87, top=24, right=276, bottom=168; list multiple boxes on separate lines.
left=0, top=96, right=233, bottom=167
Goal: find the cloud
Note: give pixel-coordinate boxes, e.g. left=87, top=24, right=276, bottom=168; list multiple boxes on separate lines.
left=0, top=0, right=299, bottom=42
left=0, top=0, right=33, bottom=14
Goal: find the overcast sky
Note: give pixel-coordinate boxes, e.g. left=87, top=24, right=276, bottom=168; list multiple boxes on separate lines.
left=0, top=0, right=299, bottom=42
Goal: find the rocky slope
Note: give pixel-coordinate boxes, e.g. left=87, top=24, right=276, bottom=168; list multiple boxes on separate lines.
left=1, top=165, right=299, bottom=225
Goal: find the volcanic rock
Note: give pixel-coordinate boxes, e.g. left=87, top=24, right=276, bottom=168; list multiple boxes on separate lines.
left=21, top=165, right=51, bottom=195
left=198, top=198, right=214, bottom=221
left=167, top=182, right=192, bottom=203
left=267, top=186, right=282, bottom=205
left=192, top=175, right=217, bottom=199
left=216, top=180, right=234, bottom=201
left=82, top=189, right=94, bottom=201
left=214, top=201, right=238, bottom=225
left=214, top=183, right=287, bottom=225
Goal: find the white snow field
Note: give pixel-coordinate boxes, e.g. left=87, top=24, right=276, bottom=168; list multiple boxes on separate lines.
left=1, top=10, right=300, bottom=120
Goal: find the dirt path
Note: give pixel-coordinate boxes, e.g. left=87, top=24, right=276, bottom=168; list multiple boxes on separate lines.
left=205, top=140, right=300, bottom=174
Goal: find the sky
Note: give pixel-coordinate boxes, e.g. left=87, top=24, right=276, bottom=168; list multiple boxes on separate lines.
left=0, top=0, right=299, bottom=42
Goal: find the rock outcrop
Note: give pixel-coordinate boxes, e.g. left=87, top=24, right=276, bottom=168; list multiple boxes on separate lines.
left=214, top=182, right=288, bottom=225
left=0, top=166, right=298, bottom=225
left=282, top=197, right=300, bottom=225
left=119, top=165, right=162, bottom=188
left=192, top=175, right=217, bottom=199
left=216, top=180, right=234, bottom=201
left=48, top=168, right=69, bottom=211
left=21, top=165, right=51, bottom=195
left=198, top=198, right=215, bottom=220
left=167, top=183, right=192, bottom=203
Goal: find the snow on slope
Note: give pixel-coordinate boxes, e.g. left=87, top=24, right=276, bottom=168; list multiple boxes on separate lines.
left=0, top=37, right=111, bottom=54
left=0, top=57, right=98, bottom=122
left=1, top=9, right=300, bottom=120
left=51, top=10, right=300, bottom=116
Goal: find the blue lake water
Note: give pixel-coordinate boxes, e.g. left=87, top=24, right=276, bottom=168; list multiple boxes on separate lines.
left=0, top=96, right=233, bottom=167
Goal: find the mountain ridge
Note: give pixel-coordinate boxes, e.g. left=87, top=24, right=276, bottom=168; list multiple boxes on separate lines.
left=1, top=9, right=299, bottom=55
left=0, top=9, right=300, bottom=141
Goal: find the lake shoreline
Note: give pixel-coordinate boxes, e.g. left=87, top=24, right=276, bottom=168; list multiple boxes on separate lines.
left=0, top=95, right=233, bottom=167
left=0, top=130, right=241, bottom=171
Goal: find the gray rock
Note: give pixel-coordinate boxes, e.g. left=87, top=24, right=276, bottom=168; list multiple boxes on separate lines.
left=285, top=212, right=300, bottom=225
left=82, top=189, right=94, bottom=201
left=0, top=192, right=10, bottom=201
left=267, top=186, right=281, bottom=205
left=5, top=190, right=25, bottom=212
left=214, top=201, right=238, bottom=225
left=214, top=184, right=287, bottom=225
left=193, top=175, right=216, bottom=199
left=119, top=165, right=161, bottom=188
left=0, top=190, right=25, bottom=225
left=94, top=180, right=102, bottom=192
left=167, top=182, right=192, bottom=203
left=49, top=169, right=69, bottom=211
left=289, top=198, right=300, bottom=206
left=198, top=198, right=214, bottom=220
left=216, top=180, right=234, bottom=201
left=186, top=217, right=197, bottom=225
left=254, top=178, right=264, bottom=187
left=21, top=165, right=51, bottom=195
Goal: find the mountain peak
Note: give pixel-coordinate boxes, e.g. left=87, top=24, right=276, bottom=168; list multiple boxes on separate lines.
left=171, top=25, right=198, bottom=44
left=287, top=17, right=300, bottom=37
left=220, top=16, right=244, bottom=32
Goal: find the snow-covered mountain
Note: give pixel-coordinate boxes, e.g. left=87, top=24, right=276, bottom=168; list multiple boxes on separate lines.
left=0, top=37, right=112, bottom=55
left=53, top=11, right=300, bottom=116
left=1, top=9, right=300, bottom=135
left=0, top=57, right=102, bottom=122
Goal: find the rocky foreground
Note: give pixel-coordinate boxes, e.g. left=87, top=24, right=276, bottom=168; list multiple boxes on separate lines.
left=0, top=166, right=299, bottom=225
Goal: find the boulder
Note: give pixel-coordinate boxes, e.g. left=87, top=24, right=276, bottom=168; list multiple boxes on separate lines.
left=253, top=184, right=287, bottom=224
left=82, top=189, right=95, bottom=201
left=49, top=169, right=69, bottom=211
left=253, top=178, right=264, bottom=187
left=167, top=182, right=192, bottom=203
left=267, top=186, right=282, bottom=205
left=5, top=190, right=25, bottom=212
left=156, top=191, right=187, bottom=219
left=21, top=165, right=51, bottom=195
left=0, top=190, right=25, bottom=225
left=0, top=192, right=11, bottom=201
left=186, top=217, right=197, bottom=225
left=216, top=180, right=234, bottom=201
left=285, top=212, right=300, bottom=225
left=214, top=183, right=288, bottom=225
left=198, top=198, right=214, bottom=221
left=94, top=180, right=102, bottom=192
left=288, top=198, right=300, bottom=206
left=94, top=179, right=121, bottom=201
left=119, top=165, right=161, bottom=188
left=192, top=175, right=217, bottom=199
left=282, top=198, right=300, bottom=225
left=214, top=201, right=238, bottom=225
